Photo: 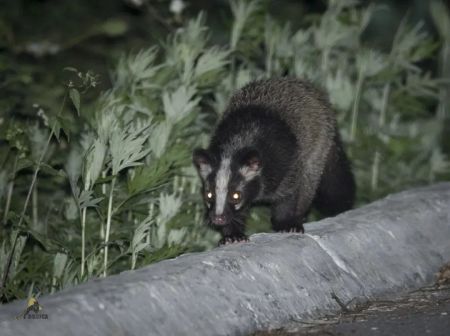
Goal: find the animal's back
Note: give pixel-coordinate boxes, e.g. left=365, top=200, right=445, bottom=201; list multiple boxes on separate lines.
left=225, top=78, right=336, bottom=140
left=225, top=78, right=338, bottom=199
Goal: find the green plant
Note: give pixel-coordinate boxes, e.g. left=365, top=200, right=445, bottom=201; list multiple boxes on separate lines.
left=0, top=0, right=449, bottom=302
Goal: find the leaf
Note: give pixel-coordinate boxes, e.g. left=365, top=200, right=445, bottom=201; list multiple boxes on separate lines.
left=5, top=122, right=29, bottom=155
left=24, top=228, right=63, bottom=253
left=430, top=148, right=450, bottom=174
left=28, top=123, right=48, bottom=161
left=98, top=18, right=128, bottom=37
left=40, top=163, right=65, bottom=177
left=230, top=0, right=261, bottom=50
left=430, top=1, right=450, bottom=41
left=141, top=244, right=189, bottom=265
left=95, top=100, right=125, bottom=143
left=110, top=124, right=152, bottom=175
left=128, top=159, right=171, bottom=195
left=131, top=214, right=154, bottom=254
left=149, top=121, right=172, bottom=158
left=65, top=197, right=79, bottom=221
left=69, top=88, right=81, bottom=115
left=162, top=85, right=200, bottom=124
left=63, top=67, right=78, bottom=73
left=114, top=47, right=161, bottom=92
left=314, top=13, right=356, bottom=50
left=158, top=193, right=182, bottom=225
left=326, top=70, right=354, bottom=111
left=152, top=193, right=183, bottom=249
left=0, top=170, right=7, bottom=201
left=16, top=158, right=34, bottom=172
left=10, top=234, right=28, bottom=281
left=78, top=190, right=103, bottom=209
left=53, top=252, right=68, bottom=280
left=55, top=115, right=72, bottom=141
left=83, top=139, right=107, bottom=190
left=356, top=49, right=387, bottom=77
left=391, top=20, right=430, bottom=70
left=65, top=147, right=83, bottom=185
left=167, top=228, right=187, bottom=246
left=194, top=47, right=229, bottom=79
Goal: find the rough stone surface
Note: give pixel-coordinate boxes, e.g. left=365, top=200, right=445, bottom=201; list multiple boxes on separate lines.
left=1, top=183, right=449, bottom=336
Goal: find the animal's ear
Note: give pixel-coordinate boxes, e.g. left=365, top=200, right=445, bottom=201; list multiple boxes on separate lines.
left=238, top=149, right=261, bottom=181
left=193, top=148, right=213, bottom=180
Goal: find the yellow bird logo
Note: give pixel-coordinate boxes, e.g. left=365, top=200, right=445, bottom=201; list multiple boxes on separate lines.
left=16, top=296, right=42, bottom=319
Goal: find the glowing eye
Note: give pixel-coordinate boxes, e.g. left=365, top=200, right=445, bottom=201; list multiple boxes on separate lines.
left=206, top=192, right=213, bottom=199
left=232, top=192, right=240, bottom=200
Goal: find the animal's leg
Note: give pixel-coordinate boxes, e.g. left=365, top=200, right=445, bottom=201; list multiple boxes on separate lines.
left=271, top=191, right=312, bottom=233
left=313, top=134, right=355, bottom=216
left=218, top=221, right=247, bottom=245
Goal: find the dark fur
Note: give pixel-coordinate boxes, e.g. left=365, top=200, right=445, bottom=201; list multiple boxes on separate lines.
left=193, top=78, right=355, bottom=243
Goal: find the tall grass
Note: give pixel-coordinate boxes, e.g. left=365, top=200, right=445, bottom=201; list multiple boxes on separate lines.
left=0, top=0, right=449, bottom=302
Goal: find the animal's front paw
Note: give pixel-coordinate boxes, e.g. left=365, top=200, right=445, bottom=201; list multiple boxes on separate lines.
left=271, top=215, right=305, bottom=234
left=273, top=223, right=305, bottom=234
left=219, top=236, right=249, bottom=245
left=288, top=226, right=305, bottom=234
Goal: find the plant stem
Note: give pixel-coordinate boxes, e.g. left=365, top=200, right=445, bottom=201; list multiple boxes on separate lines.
left=266, top=33, right=274, bottom=77
left=321, top=47, right=330, bottom=73
left=100, top=170, right=106, bottom=240
left=131, top=252, right=136, bottom=271
left=146, top=203, right=154, bottom=244
left=32, top=180, right=38, bottom=231
left=2, top=154, right=18, bottom=225
left=3, top=91, right=67, bottom=294
left=0, top=230, right=22, bottom=292
left=371, top=82, right=391, bottom=191
left=31, top=180, right=40, bottom=254
left=230, top=51, right=237, bottom=91
left=350, top=68, right=365, bottom=142
left=371, top=152, right=380, bottom=191
left=378, top=83, right=390, bottom=126
left=103, top=176, right=116, bottom=277
left=81, top=207, right=87, bottom=278
left=437, top=41, right=450, bottom=120
left=17, top=92, right=67, bottom=227
left=79, top=170, right=91, bottom=279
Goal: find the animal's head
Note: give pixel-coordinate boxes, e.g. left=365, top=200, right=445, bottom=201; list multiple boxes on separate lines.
left=193, top=147, right=262, bottom=227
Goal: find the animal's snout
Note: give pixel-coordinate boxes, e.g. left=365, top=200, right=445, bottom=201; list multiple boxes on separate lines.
left=212, top=215, right=226, bottom=226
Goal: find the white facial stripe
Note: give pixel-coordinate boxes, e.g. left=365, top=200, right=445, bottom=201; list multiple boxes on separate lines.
left=239, top=166, right=261, bottom=182
left=215, top=158, right=231, bottom=215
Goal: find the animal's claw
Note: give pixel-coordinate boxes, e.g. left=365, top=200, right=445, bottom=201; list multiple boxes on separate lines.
left=220, top=236, right=249, bottom=245
left=278, top=227, right=305, bottom=234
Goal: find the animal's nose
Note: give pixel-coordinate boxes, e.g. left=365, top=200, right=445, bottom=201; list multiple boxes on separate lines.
left=212, top=215, right=226, bottom=225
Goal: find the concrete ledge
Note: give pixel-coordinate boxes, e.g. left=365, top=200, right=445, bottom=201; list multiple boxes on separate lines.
left=1, top=183, right=450, bottom=335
